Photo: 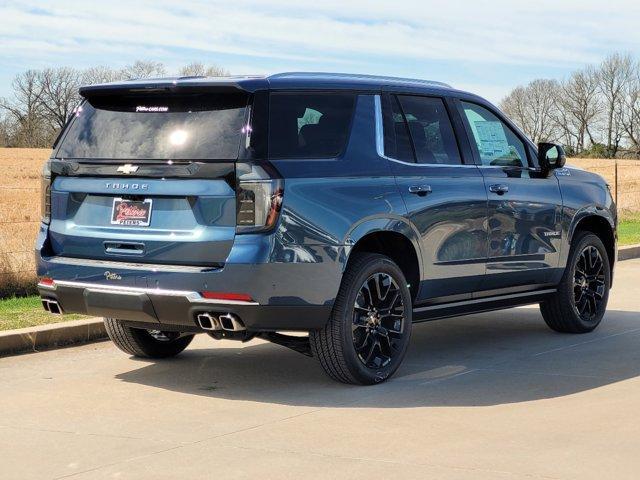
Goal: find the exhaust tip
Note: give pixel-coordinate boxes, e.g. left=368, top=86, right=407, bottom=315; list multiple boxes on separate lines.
left=196, top=313, right=221, bottom=331
left=43, top=299, right=62, bottom=315
left=219, top=313, right=245, bottom=331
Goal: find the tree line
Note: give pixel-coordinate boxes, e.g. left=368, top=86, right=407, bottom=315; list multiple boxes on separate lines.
left=500, top=53, right=640, bottom=158
left=3, top=54, right=640, bottom=158
left=0, top=60, right=228, bottom=148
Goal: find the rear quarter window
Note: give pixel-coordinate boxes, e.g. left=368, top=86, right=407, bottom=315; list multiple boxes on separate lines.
left=268, top=93, right=356, bottom=159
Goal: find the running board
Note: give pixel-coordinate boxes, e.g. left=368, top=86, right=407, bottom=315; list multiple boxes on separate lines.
left=412, top=288, right=556, bottom=322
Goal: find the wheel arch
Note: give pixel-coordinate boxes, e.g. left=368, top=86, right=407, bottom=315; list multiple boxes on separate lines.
left=344, top=218, right=422, bottom=301
left=569, top=210, right=616, bottom=282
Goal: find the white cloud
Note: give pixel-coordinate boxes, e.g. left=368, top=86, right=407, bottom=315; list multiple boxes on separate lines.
left=0, top=0, right=639, bottom=100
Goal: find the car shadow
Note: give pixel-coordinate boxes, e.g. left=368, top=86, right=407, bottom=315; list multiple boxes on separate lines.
left=115, top=308, right=640, bottom=408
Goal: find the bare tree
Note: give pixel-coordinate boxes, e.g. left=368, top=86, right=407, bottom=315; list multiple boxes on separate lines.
left=0, top=70, right=51, bottom=147
left=0, top=112, right=15, bottom=147
left=501, top=79, right=559, bottom=143
left=598, top=53, right=635, bottom=157
left=179, top=62, right=229, bottom=77
left=0, top=59, right=235, bottom=148
left=619, top=62, right=640, bottom=155
left=121, top=60, right=167, bottom=80
left=554, top=66, right=603, bottom=153
left=82, top=66, right=125, bottom=85
left=38, top=67, right=82, bottom=129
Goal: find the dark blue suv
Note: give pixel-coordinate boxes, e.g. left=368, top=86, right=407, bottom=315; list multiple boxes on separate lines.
left=36, top=73, right=617, bottom=384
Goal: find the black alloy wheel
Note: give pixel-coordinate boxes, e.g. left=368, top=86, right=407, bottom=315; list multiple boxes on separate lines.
left=573, top=245, right=606, bottom=321
left=352, top=272, right=407, bottom=369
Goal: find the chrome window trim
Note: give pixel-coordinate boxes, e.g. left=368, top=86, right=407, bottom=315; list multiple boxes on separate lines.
left=37, top=280, right=259, bottom=305
left=374, top=94, right=479, bottom=169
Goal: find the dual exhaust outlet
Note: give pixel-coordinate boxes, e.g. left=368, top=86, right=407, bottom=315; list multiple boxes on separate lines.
left=42, top=299, right=62, bottom=315
left=196, top=313, right=245, bottom=332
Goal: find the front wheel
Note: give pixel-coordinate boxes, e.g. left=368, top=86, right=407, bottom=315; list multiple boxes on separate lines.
left=104, top=318, right=194, bottom=358
left=540, top=232, right=611, bottom=333
left=310, top=253, right=412, bottom=385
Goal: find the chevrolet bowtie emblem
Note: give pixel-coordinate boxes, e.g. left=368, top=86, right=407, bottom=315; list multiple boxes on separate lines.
left=117, top=164, right=139, bottom=174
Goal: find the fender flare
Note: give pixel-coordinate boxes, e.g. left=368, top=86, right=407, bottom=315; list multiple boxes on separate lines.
left=342, top=215, right=424, bottom=280
left=567, top=205, right=616, bottom=243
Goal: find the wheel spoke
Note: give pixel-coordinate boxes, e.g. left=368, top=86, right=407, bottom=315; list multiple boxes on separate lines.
left=351, top=271, right=407, bottom=370
left=354, top=331, right=371, bottom=350
left=572, top=245, right=607, bottom=321
left=364, top=339, right=378, bottom=365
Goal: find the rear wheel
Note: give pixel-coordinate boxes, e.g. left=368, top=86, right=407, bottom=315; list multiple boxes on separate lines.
left=104, top=318, right=194, bottom=358
left=310, top=253, right=412, bottom=385
left=540, top=232, right=610, bottom=333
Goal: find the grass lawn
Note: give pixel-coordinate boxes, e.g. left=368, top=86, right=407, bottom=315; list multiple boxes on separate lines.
left=0, top=296, right=88, bottom=331
left=619, top=214, right=640, bottom=246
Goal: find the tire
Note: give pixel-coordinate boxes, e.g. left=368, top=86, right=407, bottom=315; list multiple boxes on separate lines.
left=104, top=318, right=194, bottom=358
left=310, top=253, right=412, bottom=385
left=540, top=231, right=611, bottom=333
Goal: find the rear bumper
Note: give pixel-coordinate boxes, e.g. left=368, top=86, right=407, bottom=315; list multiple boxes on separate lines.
left=37, top=280, right=332, bottom=332
left=35, top=219, right=344, bottom=330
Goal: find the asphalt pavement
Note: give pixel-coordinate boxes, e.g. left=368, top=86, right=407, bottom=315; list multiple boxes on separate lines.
left=1, top=259, right=639, bottom=479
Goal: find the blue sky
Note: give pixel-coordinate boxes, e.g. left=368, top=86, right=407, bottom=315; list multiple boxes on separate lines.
left=1, top=0, right=639, bottom=103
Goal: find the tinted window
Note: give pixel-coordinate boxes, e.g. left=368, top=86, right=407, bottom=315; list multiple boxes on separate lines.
left=56, top=93, right=248, bottom=160
left=396, top=96, right=461, bottom=165
left=383, top=95, right=414, bottom=162
left=269, top=93, right=355, bottom=159
left=461, top=101, right=528, bottom=167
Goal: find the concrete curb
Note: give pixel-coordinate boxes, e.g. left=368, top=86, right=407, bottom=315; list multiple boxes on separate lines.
left=0, top=318, right=106, bottom=357
left=619, top=244, right=640, bottom=261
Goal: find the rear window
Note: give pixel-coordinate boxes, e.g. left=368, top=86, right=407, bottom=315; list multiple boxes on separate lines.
left=56, top=93, right=248, bottom=160
left=268, top=93, right=355, bottom=159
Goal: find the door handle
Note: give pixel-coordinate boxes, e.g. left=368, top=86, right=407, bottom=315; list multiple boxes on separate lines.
left=489, top=184, right=509, bottom=195
left=408, top=185, right=432, bottom=196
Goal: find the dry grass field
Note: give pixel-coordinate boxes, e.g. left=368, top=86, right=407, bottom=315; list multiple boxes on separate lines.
left=568, top=158, right=640, bottom=214
left=0, top=148, right=49, bottom=295
left=1, top=148, right=640, bottom=295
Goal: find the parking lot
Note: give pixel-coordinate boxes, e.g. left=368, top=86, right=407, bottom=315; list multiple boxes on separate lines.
left=0, top=259, right=639, bottom=479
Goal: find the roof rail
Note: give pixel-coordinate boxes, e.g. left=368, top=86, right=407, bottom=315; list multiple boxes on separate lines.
left=269, top=72, right=452, bottom=88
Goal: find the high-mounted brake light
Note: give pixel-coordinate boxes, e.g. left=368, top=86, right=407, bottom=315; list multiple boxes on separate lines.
left=200, top=291, right=254, bottom=302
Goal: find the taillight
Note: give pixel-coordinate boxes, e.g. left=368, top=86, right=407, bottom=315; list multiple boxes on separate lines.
left=236, top=163, right=283, bottom=234
left=41, top=160, right=52, bottom=224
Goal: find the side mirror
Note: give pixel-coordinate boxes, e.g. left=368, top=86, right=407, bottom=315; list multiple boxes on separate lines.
left=538, top=142, right=566, bottom=174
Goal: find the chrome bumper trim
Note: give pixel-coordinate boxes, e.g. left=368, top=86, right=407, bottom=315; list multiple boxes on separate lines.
left=42, top=256, right=220, bottom=273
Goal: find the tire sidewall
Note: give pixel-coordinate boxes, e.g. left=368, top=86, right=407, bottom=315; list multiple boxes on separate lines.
left=337, top=255, right=413, bottom=384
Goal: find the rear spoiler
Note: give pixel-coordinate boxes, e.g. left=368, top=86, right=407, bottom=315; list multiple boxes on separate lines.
left=79, top=76, right=269, bottom=98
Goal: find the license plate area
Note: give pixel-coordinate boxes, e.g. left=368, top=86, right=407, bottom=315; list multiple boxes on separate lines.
left=111, top=198, right=152, bottom=226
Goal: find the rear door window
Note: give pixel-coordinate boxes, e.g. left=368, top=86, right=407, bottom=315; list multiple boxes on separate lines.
left=396, top=96, right=462, bottom=165
left=56, top=92, right=248, bottom=160
left=383, top=95, right=415, bottom=162
left=268, top=93, right=355, bottom=159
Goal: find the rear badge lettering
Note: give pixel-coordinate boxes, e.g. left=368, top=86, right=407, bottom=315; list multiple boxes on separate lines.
left=104, top=271, right=122, bottom=281
left=105, top=183, right=149, bottom=190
